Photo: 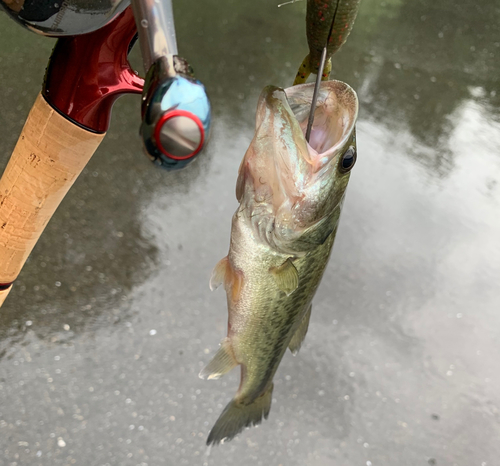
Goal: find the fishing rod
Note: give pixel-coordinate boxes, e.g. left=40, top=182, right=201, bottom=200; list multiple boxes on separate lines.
left=305, top=0, right=341, bottom=142
left=0, top=0, right=211, bottom=307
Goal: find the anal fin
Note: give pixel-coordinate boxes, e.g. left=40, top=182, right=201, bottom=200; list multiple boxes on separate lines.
left=270, top=258, right=299, bottom=296
left=289, top=303, right=312, bottom=355
left=199, top=338, right=237, bottom=380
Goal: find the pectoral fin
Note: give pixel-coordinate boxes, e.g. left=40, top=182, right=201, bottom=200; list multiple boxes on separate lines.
left=270, top=258, right=299, bottom=296
left=210, top=257, right=228, bottom=291
left=210, top=257, right=243, bottom=302
left=199, top=338, right=238, bottom=380
left=289, top=303, right=312, bottom=355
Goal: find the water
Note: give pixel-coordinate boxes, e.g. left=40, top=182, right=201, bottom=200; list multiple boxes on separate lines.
left=0, top=0, right=499, bottom=464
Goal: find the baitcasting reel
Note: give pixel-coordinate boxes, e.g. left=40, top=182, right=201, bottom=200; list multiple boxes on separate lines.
left=0, top=0, right=211, bottom=169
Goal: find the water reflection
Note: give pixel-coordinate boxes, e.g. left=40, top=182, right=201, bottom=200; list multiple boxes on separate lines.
left=337, top=0, right=500, bottom=177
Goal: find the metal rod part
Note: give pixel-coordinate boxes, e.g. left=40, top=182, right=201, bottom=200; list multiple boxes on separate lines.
left=305, top=46, right=327, bottom=142
left=131, top=0, right=178, bottom=71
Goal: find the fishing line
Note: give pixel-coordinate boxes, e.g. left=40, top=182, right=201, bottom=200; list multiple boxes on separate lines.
left=277, top=0, right=304, bottom=7
left=306, top=0, right=341, bottom=142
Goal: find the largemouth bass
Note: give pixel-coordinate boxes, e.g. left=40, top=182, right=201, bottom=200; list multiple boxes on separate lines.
left=294, top=0, right=361, bottom=85
left=201, top=80, right=358, bottom=445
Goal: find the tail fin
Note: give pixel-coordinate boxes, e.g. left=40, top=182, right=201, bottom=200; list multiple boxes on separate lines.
left=206, top=383, right=274, bottom=446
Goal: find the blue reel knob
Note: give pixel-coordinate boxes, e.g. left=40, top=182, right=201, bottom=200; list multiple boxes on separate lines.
left=140, top=57, right=211, bottom=170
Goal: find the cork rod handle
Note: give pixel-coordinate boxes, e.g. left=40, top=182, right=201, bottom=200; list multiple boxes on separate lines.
left=0, top=94, right=105, bottom=307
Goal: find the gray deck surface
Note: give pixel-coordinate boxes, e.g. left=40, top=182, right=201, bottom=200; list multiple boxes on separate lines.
left=1, top=1, right=499, bottom=464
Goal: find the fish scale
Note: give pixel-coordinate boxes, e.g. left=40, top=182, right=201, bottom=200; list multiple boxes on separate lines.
left=252, top=231, right=337, bottom=371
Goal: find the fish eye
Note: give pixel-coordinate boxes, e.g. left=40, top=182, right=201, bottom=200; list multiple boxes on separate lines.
left=339, top=146, right=357, bottom=173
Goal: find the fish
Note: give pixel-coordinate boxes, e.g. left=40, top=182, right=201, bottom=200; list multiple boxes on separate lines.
left=200, top=79, right=359, bottom=446
left=294, top=0, right=362, bottom=85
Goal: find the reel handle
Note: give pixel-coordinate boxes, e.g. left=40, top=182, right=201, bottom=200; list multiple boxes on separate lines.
left=0, top=94, right=104, bottom=306
left=131, top=0, right=211, bottom=170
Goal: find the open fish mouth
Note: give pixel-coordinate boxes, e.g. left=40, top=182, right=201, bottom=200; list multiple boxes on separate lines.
left=236, top=80, right=358, bottom=217
left=285, top=80, right=359, bottom=167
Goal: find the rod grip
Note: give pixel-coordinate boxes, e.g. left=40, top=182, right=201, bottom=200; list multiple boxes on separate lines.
left=0, top=93, right=105, bottom=296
